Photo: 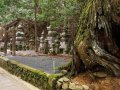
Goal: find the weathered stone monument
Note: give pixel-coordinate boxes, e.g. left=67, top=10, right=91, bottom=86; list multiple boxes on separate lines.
left=47, top=26, right=53, bottom=50
left=55, top=35, right=60, bottom=54
left=38, top=31, right=45, bottom=53
left=38, top=25, right=72, bottom=55
left=60, top=30, right=68, bottom=54
left=43, top=39, right=49, bottom=54
left=16, top=31, right=24, bottom=51
left=29, top=38, right=34, bottom=50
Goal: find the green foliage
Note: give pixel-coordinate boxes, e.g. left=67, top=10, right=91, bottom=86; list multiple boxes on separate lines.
left=0, top=0, right=81, bottom=29
left=0, top=0, right=34, bottom=24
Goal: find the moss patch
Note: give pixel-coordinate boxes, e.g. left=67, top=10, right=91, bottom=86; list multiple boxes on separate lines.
left=75, top=0, right=93, bottom=46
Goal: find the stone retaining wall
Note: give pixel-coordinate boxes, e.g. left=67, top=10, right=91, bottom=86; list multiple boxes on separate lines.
left=0, top=57, right=62, bottom=90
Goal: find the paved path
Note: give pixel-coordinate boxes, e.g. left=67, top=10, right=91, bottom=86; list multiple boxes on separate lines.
left=6, top=55, right=70, bottom=74
left=0, top=67, right=40, bottom=90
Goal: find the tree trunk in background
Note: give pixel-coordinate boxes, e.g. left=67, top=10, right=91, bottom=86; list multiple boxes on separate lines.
left=34, top=0, right=39, bottom=52
left=4, top=28, right=8, bottom=55
left=73, top=0, right=120, bottom=76
left=12, top=28, right=16, bottom=56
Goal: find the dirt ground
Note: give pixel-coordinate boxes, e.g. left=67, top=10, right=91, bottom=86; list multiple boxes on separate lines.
left=72, top=72, right=120, bottom=90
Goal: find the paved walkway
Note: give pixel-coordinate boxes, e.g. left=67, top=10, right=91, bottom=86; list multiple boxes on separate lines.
left=0, top=67, right=40, bottom=90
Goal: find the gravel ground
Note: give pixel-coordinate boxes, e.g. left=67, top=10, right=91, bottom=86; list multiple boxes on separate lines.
left=6, top=56, right=71, bottom=74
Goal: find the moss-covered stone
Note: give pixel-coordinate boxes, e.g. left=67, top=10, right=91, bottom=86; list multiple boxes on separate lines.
left=0, top=57, right=63, bottom=90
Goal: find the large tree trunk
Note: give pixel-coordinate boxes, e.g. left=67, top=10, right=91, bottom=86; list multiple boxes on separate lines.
left=73, top=0, right=120, bottom=76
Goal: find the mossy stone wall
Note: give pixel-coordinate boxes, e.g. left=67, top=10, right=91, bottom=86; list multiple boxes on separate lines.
left=0, top=57, right=62, bottom=90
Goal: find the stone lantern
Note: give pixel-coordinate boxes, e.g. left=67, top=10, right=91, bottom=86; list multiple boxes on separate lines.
left=60, top=29, right=70, bottom=54
left=47, top=26, right=53, bottom=49
left=46, top=26, right=58, bottom=54
left=16, top=31, right=24, bottom=51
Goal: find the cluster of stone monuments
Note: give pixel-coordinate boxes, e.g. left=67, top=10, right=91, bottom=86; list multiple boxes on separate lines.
left=1, top=25, right=73, bottom=55
left=37, top=26, right=73, bottom=55
left=8, top=25, right=29, bottom=52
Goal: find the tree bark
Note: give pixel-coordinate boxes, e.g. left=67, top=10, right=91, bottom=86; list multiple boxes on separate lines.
left=34, top=0, right=39, bottom=52
left=73, top=0, right=120, bottom=76
left=12, top=28, right=16, bottom=56
left=4, top=28, right=8, bottom=55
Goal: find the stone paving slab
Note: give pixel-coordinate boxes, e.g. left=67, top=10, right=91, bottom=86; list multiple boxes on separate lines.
left=0, top=67, right=40, bottom=90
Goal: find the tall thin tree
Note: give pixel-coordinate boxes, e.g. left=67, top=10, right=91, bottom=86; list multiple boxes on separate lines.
left=34, top=0, right=39, bottom=52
